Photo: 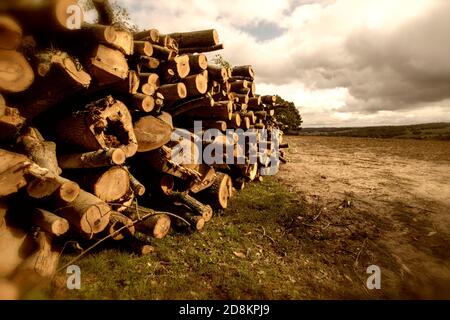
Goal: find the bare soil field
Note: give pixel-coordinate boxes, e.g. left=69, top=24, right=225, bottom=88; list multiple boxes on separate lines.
left=277, top=136, right=450, bottom=299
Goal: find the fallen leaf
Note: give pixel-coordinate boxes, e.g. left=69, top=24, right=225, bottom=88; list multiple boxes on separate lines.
left=233, top=251, right=246, bottom=259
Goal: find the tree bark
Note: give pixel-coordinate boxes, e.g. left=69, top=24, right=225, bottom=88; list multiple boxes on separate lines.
left=134, top=28, right=160, bottom=43
left=32, top=208, right=69, bottom=236
left=17, top=127, right=61, bottom=175
left=230, top=80, right=249, bottom=92
left=207, top=64, right=228, bottom=82
left=232, top=65, right=254, bottom=79
left=134, top=41, right=153, bottom=57
left=108, top=211, right=135, bottom=241
left=54, top=96, right=138, bottom=158
left=12, top=50, right=91, bottom=120
left=139, top=56, right=160, bottom=69
left=58, top=148, right=126, bottom=169
left=130, top=93, right=155, bottom=112
left=199, top=172, right=232, bottom=209
left=128, top=171, right=146, bottom=197
left=167, top=96, right=214, bottom=117
left=168, top=29, right=219, bottom=48
left=128, top=211, right=171, bottom=239
left=157, top=83, right=187, bottom=100
left=0, top=149, right=32, bottom=197
left=178, top=43, right=224, bottom=54
left=188, top=54, right=208, bottom=73
left=0, top=106, right=25, bottom=141
left=183, top=72, right=208, bottom=97
left=170, top=192, right=213, bottom=222
left=92, top=0, right=115, bottom=25
left=54, top=189, right=111, bottom=238
left=150, top=44, right=175, bottom=61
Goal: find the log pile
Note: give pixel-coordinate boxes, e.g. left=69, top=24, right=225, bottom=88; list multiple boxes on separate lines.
left=0, top=0, right=289, bottom=298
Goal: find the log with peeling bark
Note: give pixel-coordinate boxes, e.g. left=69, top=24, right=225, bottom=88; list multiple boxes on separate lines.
left=58, top=148, right=126, bottom=169
left=0, top=149, right=34, bottom=197
left=200, top=120, right=227, bottom=132
left=108, top=211, right=135, bottom=241
left=79, top=24, right=134, bottom=55
left=139, top=145, right=202, bottom=181
left=170, top=206, right=205, bottom=232
left=157, top=54, right=190, bottom=81
left=157, top=83, right=187, bottom=101
left=54, top=189, right=111, bottom=238
left=150, top=44, right=175, bottom=61
left=127, top=171, right=146, bottom=197
left=240, top=116, right=251, bottom=130
left=229, top=113, right=242, bottom=128
left=12, top=50, right=91, bottom=120
left=168, top=29, right=219, bottom=49
left=184, top=101, right=233, bottom=121
left=134, top=28, right=160, bottom=43
left=170, top=192, right=213, bottom=222
left=54, top=96, right=138, bottom=158
left=188, top=54, right=208, bottom=73
left=32, top=208, right=69, bottom=236
left=0, top=106, right=25, bottom=141
left=139, top=56, right=160, bottom=70
left=182, top=72, right=208, bottom=97
left=198, top=172, right=232, bottom=209
left=231, top=65, right=255, bottom=80
left=129, top=93, right=155, bottom=112
left=66, top=166, right=130, bottom=204
left=17, top=127, right=61, bottom=175
left=230, top=80, right=249, bottom=92
left=207, top=64, right=228, bottom=82
left=247, top=96, right=263, bottom=110
left=134, top=41, right=153, bottom=57
left=126, top=207, right=171, bottom=239
left=167, top=96, right=214, bottom=117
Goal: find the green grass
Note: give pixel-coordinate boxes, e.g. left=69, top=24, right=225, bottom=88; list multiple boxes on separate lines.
left=47, top=178, right=316, bottom=300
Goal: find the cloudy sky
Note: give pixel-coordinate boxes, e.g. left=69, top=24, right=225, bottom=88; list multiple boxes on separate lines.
left=113, top=0, right=450, bottom=127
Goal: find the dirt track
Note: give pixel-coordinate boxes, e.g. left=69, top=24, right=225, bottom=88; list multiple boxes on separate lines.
left=277, top=136, right=450, bottom=299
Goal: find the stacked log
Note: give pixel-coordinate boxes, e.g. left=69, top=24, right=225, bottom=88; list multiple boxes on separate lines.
left=0, top=1, right=289, bottom=297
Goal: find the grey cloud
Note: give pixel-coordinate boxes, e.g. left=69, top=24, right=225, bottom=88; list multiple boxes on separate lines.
left=256, top=1, right=450, bottom=114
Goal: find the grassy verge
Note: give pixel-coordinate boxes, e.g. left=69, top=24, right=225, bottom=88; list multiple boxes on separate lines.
left=46, top=177, right=318, bottom=300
